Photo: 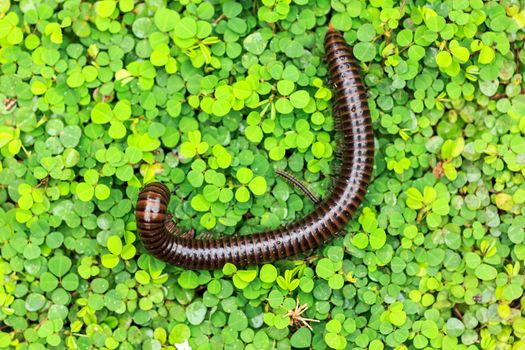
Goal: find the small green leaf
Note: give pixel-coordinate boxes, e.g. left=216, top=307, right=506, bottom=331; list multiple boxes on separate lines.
left=154, top=8, right=180, bottom=32
left=260, top=264, right=278, bottom=283
left=96, top=1, right=117, bottom=18
left=191, top=194, right=211, bottom=212
left=353, top=42, right=376, bottom=62
left=76, top=182, right=94, bottom=202
left=236, top=167, right=253, bottom=184
left=289, top=90, right=310, bottom=109
left=178, top=271, right=199, bottom=289
left=478, top=45, right=495, bottom=64
left=291, top=328, right=312, bottom=348
left=451, top=46, right=469, bottom=63
left=235, top=187, right=251, bottom=202
left=174, top=17, right=197, bottom=39
left=48, top=255, right=72, bottom=277
left=436, top=51, right=452, bottom=68
left=101, top=254, right=119, bottom=268
left=248, top=176, right=266, bottom=196
left=107, top=236, right=123, bottom=255
left=475, top=263, right=497, bottom=281
left=91, top=103, right=113, bottom=124
left=135, top=270, right=151, bottom=284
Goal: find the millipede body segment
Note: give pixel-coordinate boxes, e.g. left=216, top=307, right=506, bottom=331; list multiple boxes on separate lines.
left=135, top=27, right=375, bottom=270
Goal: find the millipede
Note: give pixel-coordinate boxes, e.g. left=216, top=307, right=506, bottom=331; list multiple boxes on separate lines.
left=135, top=25, right=375, bottom=270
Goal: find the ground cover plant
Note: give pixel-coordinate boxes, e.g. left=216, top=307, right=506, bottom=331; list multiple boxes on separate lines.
left=1, top=0, right=525, bottom=348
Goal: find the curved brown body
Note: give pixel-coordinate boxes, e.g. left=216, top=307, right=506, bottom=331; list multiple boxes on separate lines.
left=135, top=28, right=374, bottom=269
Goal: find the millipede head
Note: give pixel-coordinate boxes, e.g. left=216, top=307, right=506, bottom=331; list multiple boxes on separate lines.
left=138, top=182, right=170, bottom=203
left=136, top=182, right=171, bottom=228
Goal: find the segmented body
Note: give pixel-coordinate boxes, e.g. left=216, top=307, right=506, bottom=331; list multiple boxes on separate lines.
left=135, top=27, right=375, bottom=269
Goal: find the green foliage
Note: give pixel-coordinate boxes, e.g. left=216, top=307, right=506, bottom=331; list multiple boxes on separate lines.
left=1, top=0, right=525, bottom=349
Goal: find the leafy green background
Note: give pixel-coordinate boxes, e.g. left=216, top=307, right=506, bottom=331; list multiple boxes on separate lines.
left=1, top=0, right=525, bottom=349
